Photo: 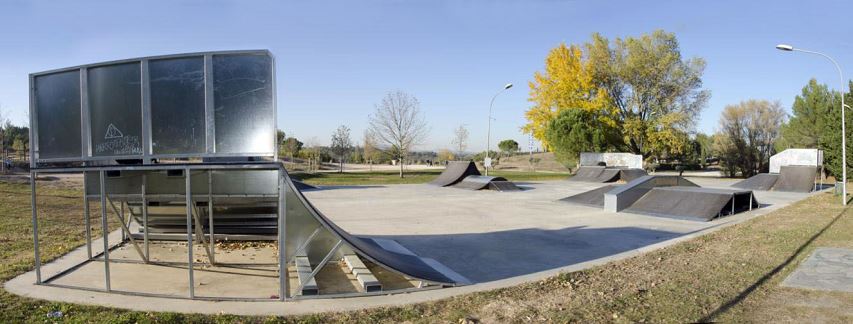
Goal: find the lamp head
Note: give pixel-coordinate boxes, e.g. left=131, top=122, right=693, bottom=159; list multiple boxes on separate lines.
left=776, top=44, right=794, bottom=51
left=504, top=83, right=513, bottom=90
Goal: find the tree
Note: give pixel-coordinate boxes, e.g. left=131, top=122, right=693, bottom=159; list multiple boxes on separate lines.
left=363, top=130, right=382, bottom=171
left=694, top=133, right=714, bottom=168
left=524, top=43, right=610, bottom=149
left=330, top=125, right=352, bottom=173
left=543, top=109, right=615, bottom=169
left=524, top=30, right=709, bottom=158
left=451, top=124, right=469, bottom=158
left=497, top=139, right=519, bottom=158
left=281, top=137, right=303, bottom=161
left=779, top=79, right=836, bottom=149
left=367, top=90, right=429, bottom=178
left=713, top=100, right=786, bottom=177
left=437, top=149, right=455, bottom=162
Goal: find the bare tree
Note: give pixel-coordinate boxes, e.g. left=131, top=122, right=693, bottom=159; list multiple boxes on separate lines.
left=451, top=124, right=468, bottom=158
left=330, top=125, right=352, bottom=173
left=363, top=130, right=381, bottom=171
left=713, top=99, right=786, bottom=177
left=368, top=91, right=429, bottom=178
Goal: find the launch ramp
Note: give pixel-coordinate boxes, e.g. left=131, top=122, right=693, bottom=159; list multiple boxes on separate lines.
left=623, top=187, right=758, bottom=221
left=430, top=161, right=481, bottom=187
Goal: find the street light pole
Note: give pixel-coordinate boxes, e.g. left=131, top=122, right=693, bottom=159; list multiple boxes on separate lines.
left=486, top=83, right=513, bottom=176
left=777, top=44, right=847, bottom=205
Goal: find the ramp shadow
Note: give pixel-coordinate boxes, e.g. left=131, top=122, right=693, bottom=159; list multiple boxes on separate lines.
left=308, top=185, right=387, bottom=191
left=364, top=226, right=680, bottom=283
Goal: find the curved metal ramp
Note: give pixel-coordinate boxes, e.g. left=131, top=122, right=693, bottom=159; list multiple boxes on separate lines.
left=774, top=166, right=818, bottom=193
left=732, top=173, right=779, bottom=191
left=429, top=161, right=481, bottom=187
left=619, top=169, right=648, bottom=182
left=453, top=175, right=514, bottom=190
left=568, top=166, right=626, bottom=183
left=283, top=171, right=467, bottom=286
left=623, top=187, right=758, bottom=221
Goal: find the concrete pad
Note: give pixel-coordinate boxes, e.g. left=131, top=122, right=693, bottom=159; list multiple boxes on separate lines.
left=5, top=178, right=819, bottom=316
left=782, top=247, right=853, bottom=292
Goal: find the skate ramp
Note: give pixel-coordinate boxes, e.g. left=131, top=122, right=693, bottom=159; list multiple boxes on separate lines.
left=568, top=166, right=621, bottom=183
left=619, top=169, right=648, bottom=182
left=604, top=175, right=699, bottom=212
left=429, top=161, right=481, bottom=187
left=774, top=166, right=818, bottom=193
left=284, top=170, right=467, bottom=285
left=623, top=187, right=758, bottom=221
left=732, top=173, right=779, bottom=191
left=453, top=175, right=519, bottom=191
left=560, top=185, right=620, bottom=207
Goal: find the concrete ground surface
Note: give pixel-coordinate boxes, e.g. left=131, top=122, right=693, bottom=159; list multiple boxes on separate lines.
left=782, top=247, right=853, bottom=292
left=5, top=177, right=818, bottom=316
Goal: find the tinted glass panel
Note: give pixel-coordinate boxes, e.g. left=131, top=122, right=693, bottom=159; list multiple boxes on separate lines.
left=34, top=70, right=82, bottom=159
left=149, top=57, right=205, bottom=154
left=88, top=63, right=143, bottom=157
left=213, top=54, right=274, bottom=154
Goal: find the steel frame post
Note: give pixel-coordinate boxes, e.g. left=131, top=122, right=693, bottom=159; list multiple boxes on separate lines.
left=278, top=170, right=288, bottom=301
left=83, top=172, right=92, bottom=259
left=31, top=171, right=41, bottom=284
left=99, top=171, right=111, bottom=291
left=142, top=173, right=149, bottom=261
left=185, top=168, right=195, bottom=298
left=207, top=170, right=215, bottom=265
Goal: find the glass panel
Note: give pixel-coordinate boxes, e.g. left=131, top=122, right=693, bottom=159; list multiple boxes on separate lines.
left=34, top=70, right=82, bottom=159
left=149, top=57, right=205, bottom=155
left=213, top=54, right=274, bottom=154
left=88, top=62, right=143, bottom=157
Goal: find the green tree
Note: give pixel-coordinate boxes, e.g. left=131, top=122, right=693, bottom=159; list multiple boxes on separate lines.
left=281, top=137, right=303, bottom=161
left=543, top=109, right=616, bottom=169
left=779, top=79, right=836, bottom=149
left=497, top=139, right=519, bottom=157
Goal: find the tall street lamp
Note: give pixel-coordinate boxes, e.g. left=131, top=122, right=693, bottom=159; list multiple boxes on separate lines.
left=776, top=44, right=847, bottom=205
left=485, top=83, right=513, bottom=176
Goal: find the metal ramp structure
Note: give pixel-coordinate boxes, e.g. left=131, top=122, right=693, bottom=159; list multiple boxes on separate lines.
left=27, top=50, right=467, bottom=301
left=561, top=175, right=758, bottom=221
left=430, top=161, right=521, bottom=191
left=567, top=166, right=647, bottom=183
left=733, top=165, right=819, bottom=193
left=429, top=161, right=480, bottom=187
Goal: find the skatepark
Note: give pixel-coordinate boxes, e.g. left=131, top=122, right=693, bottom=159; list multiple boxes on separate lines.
left=4, top=49, right=835, bottom=318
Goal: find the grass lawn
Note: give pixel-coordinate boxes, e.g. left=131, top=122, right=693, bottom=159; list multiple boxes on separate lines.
left=0, top=178, right=850, bottom=323
left=293, top=169, right=571, bottom=186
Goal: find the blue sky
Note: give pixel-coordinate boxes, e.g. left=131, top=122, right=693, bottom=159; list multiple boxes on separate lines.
left=1, top=1, right=852, bottom=151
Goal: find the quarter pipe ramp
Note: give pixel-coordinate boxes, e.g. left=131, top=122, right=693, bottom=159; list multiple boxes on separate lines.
left=453, top=175, right=521, bottom=191
left=568, top=166, right=647, bottom=183
left=731, top=165, right=817, bottom=193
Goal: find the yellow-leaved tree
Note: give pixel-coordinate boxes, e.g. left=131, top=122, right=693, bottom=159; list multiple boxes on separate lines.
left=523, top=43, right=612, bottom=149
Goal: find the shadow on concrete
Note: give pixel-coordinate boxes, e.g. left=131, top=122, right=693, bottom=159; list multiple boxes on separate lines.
left=364, top=226, right=680, bottom=283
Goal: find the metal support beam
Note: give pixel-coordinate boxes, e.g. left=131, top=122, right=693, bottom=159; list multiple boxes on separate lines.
left=207, top=170, right=215, bottom=265
left=83, top=172, right=92, bottom=259
left=99, top=171, right=111, bottom=292
left=107, top=198, right=147, bottom=263
left=287, top=226, right=322, bottom=265
left=191, top=205, right=213, bottom=264
left=298, top=240, right=342, bottom=293
left=278, top=171, right=288, bottom=300
left=185, top=167, right=195, bottom=299
left=31, top=171, right=41, bottom=284
left=142, top=173, right=149, bottom=261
